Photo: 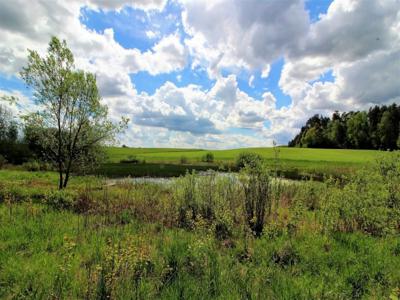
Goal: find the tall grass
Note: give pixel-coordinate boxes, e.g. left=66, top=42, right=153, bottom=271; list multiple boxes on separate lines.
left=1, top=153, right=400, bottom=298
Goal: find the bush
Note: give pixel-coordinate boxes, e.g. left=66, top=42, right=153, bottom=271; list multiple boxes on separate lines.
left=180, top=156, right=188, bottom=164
left=45, top=190, right=77, bottom=210
left=120, top=155, right=139, bottom=164
left=271, top=243, right=300, bottom=268
left=322, top=152, right=400, bottom=236
left=201, top=152, right=214, bottom=163
left=22, top=160, right=41, bottom=171
left=0, top=185, right=30, bottom=203
left=240, top=164, right=272, bottom=237
left=0, top=154, right=6, bottom=169
left=236, top=152, right=263, bottom=169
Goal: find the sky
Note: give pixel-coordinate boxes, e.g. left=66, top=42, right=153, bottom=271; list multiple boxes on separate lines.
left=0, top=0, right=399, bottom=149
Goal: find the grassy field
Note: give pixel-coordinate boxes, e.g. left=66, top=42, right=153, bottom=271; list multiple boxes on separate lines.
left=106, top=147, right=381, bottom=164
left=1, top=153, right=400, bottom=299
left=100, top=147, right=385, bottom=178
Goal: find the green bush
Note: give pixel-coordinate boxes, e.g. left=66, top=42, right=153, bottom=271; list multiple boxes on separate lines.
left=322, top=152, right=400, bottom=236
left=0, top=185, right=30, bottom=203
left=120, top=155, right=139, bottom=164
left=45, top=190, right=77, bottom=211
left=0, top=154, right=6, bottom=169
left=240, top=164, right=272, bottom=237
left=201, top=152, right=214, bottom=163
left=22, top=160, right=41, bottom=171
left=180, top=156, right=188, bottom=164
left=236, top=152, right=263, bottom=169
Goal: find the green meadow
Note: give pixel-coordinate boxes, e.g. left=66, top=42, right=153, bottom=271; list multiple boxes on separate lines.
left=106, top=146, right=380, bottom=164
left=99, top=147, right=384, bottom=178
left=1, top=151, right=400, bottom=298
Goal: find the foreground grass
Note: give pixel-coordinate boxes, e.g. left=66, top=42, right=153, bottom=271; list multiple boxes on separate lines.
left=1, top=204, right=399, bottom=299
left=1, top=155, right=400, bottom=299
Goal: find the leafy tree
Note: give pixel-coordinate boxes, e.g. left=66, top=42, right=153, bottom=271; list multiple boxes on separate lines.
left=0, top=104, right=17, bottom=163
left=327, top=117, right=346, bottom=148
left=20, top=37, right=128, bottom=189
left=397, top=131, right=400, bottom=149
left=378, top=106, right=399, bottom=150
left=346, top=112, right=370, bottom=149
left=289, top=104, right=400, bottom=150
left=0, top=101, right=31, bottom=164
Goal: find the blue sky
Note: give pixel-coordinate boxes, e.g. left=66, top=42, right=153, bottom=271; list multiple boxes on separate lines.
left=0, top=0, right=398, bottom=148
left=78, top=0, right=333, bottom=107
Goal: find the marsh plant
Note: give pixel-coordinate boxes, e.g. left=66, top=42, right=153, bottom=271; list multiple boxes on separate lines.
left=240, top=164, right=273, bottom=237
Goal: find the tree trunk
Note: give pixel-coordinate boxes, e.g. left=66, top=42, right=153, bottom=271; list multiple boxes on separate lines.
left=58, top=168, right=63, bottom=190
left=63, top=169, right=70, bottom=189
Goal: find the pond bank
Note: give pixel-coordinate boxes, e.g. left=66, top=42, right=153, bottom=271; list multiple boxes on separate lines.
left=95, top=162, right=337, bottom=182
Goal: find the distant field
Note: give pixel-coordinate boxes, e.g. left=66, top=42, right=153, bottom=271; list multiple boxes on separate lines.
left=106, top=147, right=381, bottom=164
left=102, top=147, right=386, bottom=178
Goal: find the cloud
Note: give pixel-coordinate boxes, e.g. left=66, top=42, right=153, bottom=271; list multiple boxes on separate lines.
left=83, top=0, right=168, bottom=11
left=182, top=0, right=309, bottom=74
left=261, top=65, right=270, bottom=79
left=0, top=0, right=399, bottom=147
left=248, top=75, right=255, bottom=88
left=275, top=0, right=400, bottom=137
left=0, top=1, right=187, bottom=94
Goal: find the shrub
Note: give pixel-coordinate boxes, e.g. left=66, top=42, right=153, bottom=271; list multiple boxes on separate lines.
left=22, top=160, right=40, bottom=171
left=0, top=154, right=6, bottom=169
left=180, top=156, right=188, bottom=164
left=45, top=190, right=77, bottom=210
left=201, top=152, right=214, bottom=163
left=322, top=152, right=400, bottom=236
left=175, top=172, right=197, bottom=228
left=120, top=155, right=139, bottom=164
left=0, top=185, right=30, bottom=203
left=236, top=152, right=263, bottom=169
left=240, top=164, right=272, bottom=237
left=271, top=243, right=300, bottom=268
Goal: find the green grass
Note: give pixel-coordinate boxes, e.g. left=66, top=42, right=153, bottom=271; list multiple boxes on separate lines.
left=106, top=147, right=382, bottom=164
left=102, top=147, right=385, bottom=178
left=1, top=203, right=399, bottom=299
left=1, top=161, right=400, bottom=299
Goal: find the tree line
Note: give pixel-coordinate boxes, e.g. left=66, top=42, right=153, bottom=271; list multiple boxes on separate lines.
left=288, top=104, right=400, bottom=150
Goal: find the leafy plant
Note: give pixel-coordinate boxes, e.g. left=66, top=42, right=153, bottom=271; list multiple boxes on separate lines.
left=240, top=163, right=272, bottom=237
left=201, top=152, right=214, bottom=163
left=236, top=152, right=263, bottom=170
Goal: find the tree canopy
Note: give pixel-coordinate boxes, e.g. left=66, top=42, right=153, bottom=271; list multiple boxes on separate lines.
left=20, top=37, right=128, bottom=189
left=289, top=104, right=400, bottom=150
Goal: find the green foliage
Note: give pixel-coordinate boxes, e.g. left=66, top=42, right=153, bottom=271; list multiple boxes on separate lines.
left=240, top=163, right=272, bottom=237
left=119, top=155, right=139, bottom=164
left=180, top=155, right=188, bottom=164
left=20, top=36, right=127, bottom=189
left=289, top=104, right=400, bottom=150
left=236, top=151, right=263, bottom=169
left=322, top=152, right=400, bottom=235
left=1, top=153, right=400, bottom=298
left=22, top=160, right=41, bottom=171
left=201, top=152, right=214, bottom=163
left=22, top=160, right=53, bottom=172
left=0, top=103, right=33, bottom=164
left=45, top=190, right=77, bottom=211
left=0, top=154, right=6, bottom=169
